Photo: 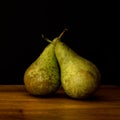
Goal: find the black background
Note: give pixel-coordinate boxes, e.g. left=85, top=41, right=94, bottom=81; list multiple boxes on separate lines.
left=0, top=1, right=119, bottom=85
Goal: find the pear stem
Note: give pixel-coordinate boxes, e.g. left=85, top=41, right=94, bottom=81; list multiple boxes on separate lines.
left=58, top=28, right=68, bottom=39
left=41, top=28, right=68, bottom=43
left=41, top=34, right=52, bottom=43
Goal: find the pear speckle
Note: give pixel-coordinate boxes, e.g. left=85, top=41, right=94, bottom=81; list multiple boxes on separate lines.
left=24, top=43, right=60, bottom=96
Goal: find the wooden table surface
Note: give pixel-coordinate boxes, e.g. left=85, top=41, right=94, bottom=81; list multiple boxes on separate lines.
left=0, top=85, right=120, bottom=120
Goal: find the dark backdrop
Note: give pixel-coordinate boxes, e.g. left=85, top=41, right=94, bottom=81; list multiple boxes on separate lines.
left=0, top=1, right=119, bottom=85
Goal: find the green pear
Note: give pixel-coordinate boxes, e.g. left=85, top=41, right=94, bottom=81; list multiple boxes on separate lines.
left=52, top=29, right=101, bottom=99
left=24, top=41, right=60, bottom=96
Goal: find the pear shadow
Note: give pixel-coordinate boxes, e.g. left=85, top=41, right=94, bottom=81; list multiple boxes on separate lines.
left=25, top=89, right=102, bottom=101
left=38, top=92, right=101, bottom=101
left=26, top=91, right=68, bottom=99
left=60, top=93, right=103, bottom=101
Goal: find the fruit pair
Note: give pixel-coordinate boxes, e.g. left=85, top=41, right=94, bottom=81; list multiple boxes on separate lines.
left=24, top=29, right=101, bottom=99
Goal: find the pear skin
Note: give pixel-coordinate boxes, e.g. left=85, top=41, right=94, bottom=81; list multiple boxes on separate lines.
left=24, top=43, right=60, bottom=96
left=51, top=29, right=101, bottom=99
left=54, top=41, right=101, bottom=99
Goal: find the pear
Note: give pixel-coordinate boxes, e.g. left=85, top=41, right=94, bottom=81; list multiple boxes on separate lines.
left=24, top=40, right=60, bottom=96
left=52, top=29, right=101, bottom=99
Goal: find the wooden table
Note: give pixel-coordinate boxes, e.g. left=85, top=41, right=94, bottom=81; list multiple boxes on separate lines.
left=0, top=85, right=120, bottom=120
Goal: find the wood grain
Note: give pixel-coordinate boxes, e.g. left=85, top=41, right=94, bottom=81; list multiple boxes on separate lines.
left=0, top=85, right=120, bottom=120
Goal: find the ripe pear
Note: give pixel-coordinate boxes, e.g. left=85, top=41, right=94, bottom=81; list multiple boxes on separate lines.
left=24, top=41, right=60, bottom=96
left=52, top=29, right=101, bottom=99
